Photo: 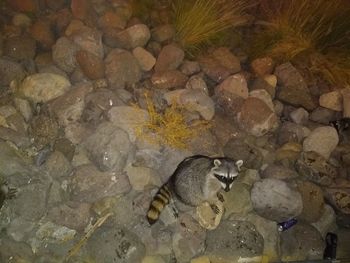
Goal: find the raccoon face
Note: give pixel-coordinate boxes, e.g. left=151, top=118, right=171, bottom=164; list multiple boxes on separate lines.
left=211, top=158, right=243, bottom=192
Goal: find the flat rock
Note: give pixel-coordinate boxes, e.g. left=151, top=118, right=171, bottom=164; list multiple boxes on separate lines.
left=69, top=164, right=131, bottom=203
left=76, top=50, right=105, bottom=80
left=52, top=37, right=80, bottom=73
left=112, top=24, right=151, bottom=50
left=132, top=47, right=156, bottom=71
left=151, top=70, right=188, bottom=89
left=251, top=178, right=303, bottom=221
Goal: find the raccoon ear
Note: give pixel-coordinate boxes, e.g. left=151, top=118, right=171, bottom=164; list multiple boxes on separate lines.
left=213, top=159, right=221, bottom=168
left=235, top=160, right=243, bottom=171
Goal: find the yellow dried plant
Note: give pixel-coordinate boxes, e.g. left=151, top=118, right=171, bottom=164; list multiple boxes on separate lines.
left=135, top=93, right=211, bottom=149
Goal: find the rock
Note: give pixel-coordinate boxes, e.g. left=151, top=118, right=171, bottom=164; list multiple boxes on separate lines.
left=52, top=37, right=80, bottom=73
left=319, top=90, right=343, bottom=111
left=222, top=182, right=253, bottom=217
left=196, top=200, right=224, bottom=230
left=187, top=129, right=222, bottom=157
left=179, top=89, right=215, bottom=120
left=142, top=256, right=166, bottom=263
left=83, top=122, right=133, bottom=172
left=64, top=122, right=92, bottom=145
left=112, top=24, right=151, bottom=49
left=108, top=106, right=150, bottom=142
left=280, top=223, right=325, bottom=261
left=212, top=47, right=241, bottom=74
left=12, top=182, right=48, bottom=221
left=132, top=47, right=156, bottom=71
left=0, top=57, right=26, bottom=86
left=98, top=10, right=127, bottom=30
left=87, top=226, right=146, bottom=263
left=250, top=77, right=276, bottom=99
left=261, top=164, right=299, bottom=180
left=71, top=27, right=104, bottom=59
left=0, top=237, right=34, bottom=263
left=223, top=139, right=263, bottom=169
left=312, top=205, right=336, bottom=237
left=206, top=220, right=264, bottom=261
left=180, top=60, right=201, bottom=76
left=155, top=44, right=184, bottom=72
left=13, top=97, right=32, bottom=122
left=76, top=50, right=105, bottom=80
left=6, top=0, right=37, bottom=12
left=12, top=13, right=32, bottom=28
left=151, top=24, right=175, bottom=42
left=172, top=214, right=206, bottom=263
left=69, top=164, right=131, bottom=203
left=185, top=75, right=208, bottom=95
left=325, top=188, right=350, bottom=215
left=341, top=88, right=350, bottom=118
left=229, top=212, right=280, bottom=262
left=29, top=114, right=59, bottom=148
left=105, top=49, right=142, bottom=89
left=303, top=126, right=339, bottom=159
left=250, top=57, right=274, bottom=76
left=53, top=138, right=76, bottom=162
left=4, top=36, right=36, bottom=60
left=310, top=107, right=337, bottom=124
left=5, top=217, right=35, bottom=242
left=275, top=62, right=317, bottom=110
left=49, top=82, right=92, bottom=127
left=35, top=221, right=76, bottom=244
left=249, top=89, right=274, bottom=111
left=47, top=202, right=91, bottom=231
left=295, top=151, right=338, bottom=186
left=43, top=151, right=72, bottom=178
left=191, top=256, right=210, bottom=263
left=29, top=19, right=55, bottom=50
left=82, top=88, right=124, bottom=125
left=125, top=165, right=158, bottom=191
left=335, top=229, right=350, bottom=259
left=151, top=70, right=188, bottom=89
left=216, top=73, right=249, bottom=99
left=198, top=56, right=232, bottom=83
left=277, top=122, right=306, bottom=145
left=237, top=97, right=278, bottom=137
left=251, top=178, right=303, bottom=221
left=290, top=107, right=309, bottom=124
left=297, top=181, right=324, bottom=223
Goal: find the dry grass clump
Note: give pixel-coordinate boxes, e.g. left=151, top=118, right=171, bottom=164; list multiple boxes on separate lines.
left=172, top=0, right=251, bottom=54
left=136, top=93, right=210, bottom=149
left=250, top=0, right=350, bottom=87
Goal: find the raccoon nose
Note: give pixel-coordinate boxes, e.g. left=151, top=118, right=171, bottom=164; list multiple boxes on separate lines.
left=224, top=185, right=230, bottom=192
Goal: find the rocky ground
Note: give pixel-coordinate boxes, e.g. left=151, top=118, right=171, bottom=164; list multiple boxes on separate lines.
left=0, top=0, right=350, bottom=263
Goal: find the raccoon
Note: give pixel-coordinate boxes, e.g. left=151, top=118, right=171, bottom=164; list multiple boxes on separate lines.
left=147, top=155, right=243, bottom=225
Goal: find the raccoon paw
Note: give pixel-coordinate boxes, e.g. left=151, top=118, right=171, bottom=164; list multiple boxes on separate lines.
left=217, top=192, right=225, bottom=202
left=210, top=204, right=220, bottom=214
left=172, top=207, right=179, bottom=218
left=7, top=187, right=17, bottom=199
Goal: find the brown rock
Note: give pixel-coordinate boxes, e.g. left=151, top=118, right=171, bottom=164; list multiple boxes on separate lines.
left=341, top=88, right=350, bottom=118
left=319, top=90, right=342, bottom=111
left=198, top=56, right=232, bottom=83
left=45, top=0, right=65, bottom=11
left=154, top=44, right=184, bottom=72
left=29, top=20, right=55, bottom=50
left=151, top=70, right=188, bottom=89
left=212, top=47, right=241, bottom=74
left=251, top=57, right=275, bottom=76
left=98, top=11, right=127, bottom=30
left=6, top=0, right=37, bottom=12
left=76, top=50, right=105, bottom=80
left=4, top=36, right=36, bottom=60
left=297, top=181, right=325, bottom=223
left=275, top=62, right=317, bottom=110
left=237, top=97, right=278, bottom=137
left=71, top=0, right=89, bottom=20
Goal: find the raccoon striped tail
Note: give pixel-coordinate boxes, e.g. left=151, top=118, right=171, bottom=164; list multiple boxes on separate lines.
left=147, top=184, right=172, bottom=225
